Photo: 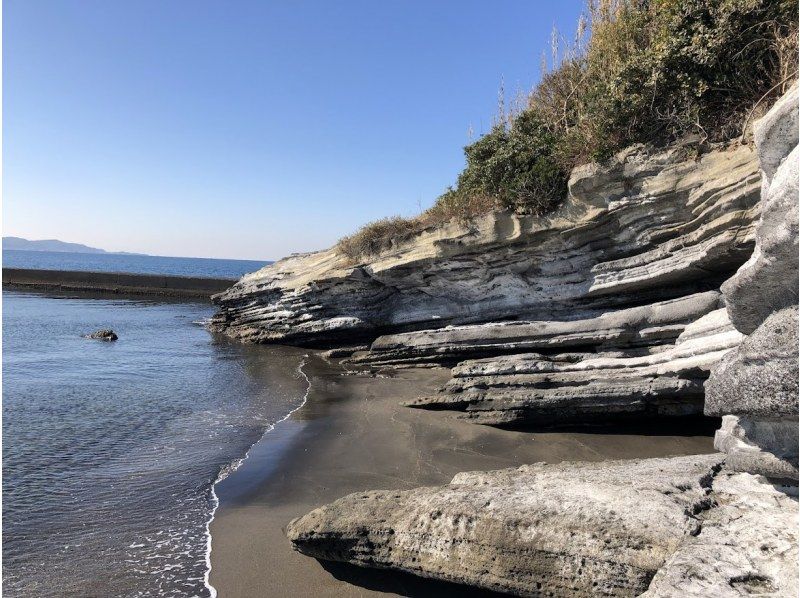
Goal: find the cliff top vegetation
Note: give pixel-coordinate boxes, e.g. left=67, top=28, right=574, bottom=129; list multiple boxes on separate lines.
left=337, top=0, right=798, bottom=260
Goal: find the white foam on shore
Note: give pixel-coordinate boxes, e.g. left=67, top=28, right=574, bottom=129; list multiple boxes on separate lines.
left=202, top=355, right=312, bottom=598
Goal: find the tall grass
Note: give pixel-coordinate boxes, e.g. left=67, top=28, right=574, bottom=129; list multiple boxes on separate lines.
left=337, top=0, right=798, bottom=261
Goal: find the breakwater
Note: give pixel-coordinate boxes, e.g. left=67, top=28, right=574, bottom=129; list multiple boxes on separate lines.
left=3, top=268, right=233, bottom=299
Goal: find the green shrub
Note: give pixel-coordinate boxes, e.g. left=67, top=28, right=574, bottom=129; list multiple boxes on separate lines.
left=448, top=110, right=567, bottom=215
left=336, top=0, right=798, bottom=260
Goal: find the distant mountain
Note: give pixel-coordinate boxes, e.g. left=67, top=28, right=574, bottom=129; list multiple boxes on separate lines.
left=3, top=237, right=108, bottom=254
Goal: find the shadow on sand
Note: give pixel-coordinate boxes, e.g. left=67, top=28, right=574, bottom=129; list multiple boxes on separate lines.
left=319, top=560, right=511, bottom=597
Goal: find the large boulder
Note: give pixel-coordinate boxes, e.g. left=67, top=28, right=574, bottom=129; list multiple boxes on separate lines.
left=288, top=455, right=722, bottom=597
left=705, top=306, right=798, bottom=419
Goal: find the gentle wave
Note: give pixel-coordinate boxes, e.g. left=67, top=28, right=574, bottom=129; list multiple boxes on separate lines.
left=203, top=356, right=312, bottom=597
left=3, top=291, right=310, bottom=597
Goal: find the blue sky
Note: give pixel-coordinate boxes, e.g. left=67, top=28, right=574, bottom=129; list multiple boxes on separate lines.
left=4, top=0, right=584, bottom=260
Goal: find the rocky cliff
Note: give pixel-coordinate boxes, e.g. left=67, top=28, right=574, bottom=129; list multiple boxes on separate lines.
left=284, top=86, right=799, bottom=597
left=211, top=81, right=798, bottom=595
left=705, top=85, right=800, bottom=482
left=213, top=139, right=759, bottom=350
left=214, top=137, right=761, bottom=426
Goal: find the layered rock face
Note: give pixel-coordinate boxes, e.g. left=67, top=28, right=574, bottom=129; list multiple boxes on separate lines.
left=403, top=305, right=741, bottom=426
left=705, top=84, right=799, bottom=482
left=213, top=141, right=760, bottom=350
left=214, top=140, right=760, bottom=425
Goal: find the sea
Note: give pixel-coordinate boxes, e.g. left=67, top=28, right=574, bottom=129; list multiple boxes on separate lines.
left=3, top=249, right=269, bottom=279
left=2, top=251, right=309, bottom=597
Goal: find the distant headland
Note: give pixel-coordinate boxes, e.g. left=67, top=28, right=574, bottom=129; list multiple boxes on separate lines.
left=2, top=236, right=144, bottom=255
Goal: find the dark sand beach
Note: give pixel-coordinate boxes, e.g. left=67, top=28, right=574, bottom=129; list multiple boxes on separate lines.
left=209, top=355, right=718, bottom=597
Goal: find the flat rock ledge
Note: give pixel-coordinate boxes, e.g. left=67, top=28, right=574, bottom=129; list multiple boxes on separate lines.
left=404, top=307, right=740, bottom=426
left=288, top=455, right=722, bottom=597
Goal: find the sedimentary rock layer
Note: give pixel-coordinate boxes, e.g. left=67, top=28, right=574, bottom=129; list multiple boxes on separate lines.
left=212, top=142, right=760, bottom=347
left=346, top=291, right=725, bottom=367
left=211, top=140, right=760, bottom=427
left=288, top=454, right=723, bottom=597
left=283, top=87, right=800, bottom=598
left=405, top=308, right=741, bottom=426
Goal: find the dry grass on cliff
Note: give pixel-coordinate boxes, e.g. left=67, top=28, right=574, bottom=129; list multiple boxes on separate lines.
left=336, top=217, right=421, bottom=260
left=337, top=0, right=798, bottom=261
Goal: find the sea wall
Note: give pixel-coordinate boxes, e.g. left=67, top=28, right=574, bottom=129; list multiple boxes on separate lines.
left=3, top=268, right=233, bottom=299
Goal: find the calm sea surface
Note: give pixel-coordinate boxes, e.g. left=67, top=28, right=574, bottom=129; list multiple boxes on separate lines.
left=3, top=249, right=270, bottom=279
left=2, top=290, right=308, bottom=597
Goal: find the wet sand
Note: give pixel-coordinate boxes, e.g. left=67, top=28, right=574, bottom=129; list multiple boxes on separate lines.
left=209, top=355, right=718, bottom=597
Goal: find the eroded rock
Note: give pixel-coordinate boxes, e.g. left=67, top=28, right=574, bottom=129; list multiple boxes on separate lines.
left=348, top=291, right=725, bottom=367
left=706, top=306, right=798, bottom=420
left=406, top=307, right=740, bottom=426
left=212, top=142, right=760, bottom=347
left=705, top=85, right=799, bottom=483
left=713, top=415, right=798, bottom=480
left=287, top=454, right=722, bottom=597
left=722, top=143, right=799, bottom=334
left=643, top=472, right=798, bottom=597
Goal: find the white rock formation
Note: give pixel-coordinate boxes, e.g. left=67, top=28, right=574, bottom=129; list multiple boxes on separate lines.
left=212, top=142, right=760, bottom=350
left=643, top=473, right=798, bottom=597
left=213, top=141, right=760, bottom=425
left=288, top=455, right=723, bottom=597
left=706, top=83, right=799, bottom=481
left=285, top=86, right=800, bottom=597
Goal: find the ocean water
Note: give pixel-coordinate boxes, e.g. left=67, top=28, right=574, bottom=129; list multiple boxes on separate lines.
left=3, top=249, right=271, bottom=279
left=2, top=290, right=309, bottom=597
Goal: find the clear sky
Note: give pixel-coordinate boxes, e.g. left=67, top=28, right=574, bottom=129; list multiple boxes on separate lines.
left=4, top=0, right=584, bottom=260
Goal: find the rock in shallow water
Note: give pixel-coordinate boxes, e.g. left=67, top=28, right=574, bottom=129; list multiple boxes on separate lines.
left=287, top=454, right=722, bottom=597
left=85, top=329, right=118, bottom=341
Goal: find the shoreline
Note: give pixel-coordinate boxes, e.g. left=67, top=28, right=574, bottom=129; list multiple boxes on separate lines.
left=2, top=268, right=234, bottom=298
left=204, top=355, right=313, bottom=598
left=209, top=356, right=719, bottom=597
